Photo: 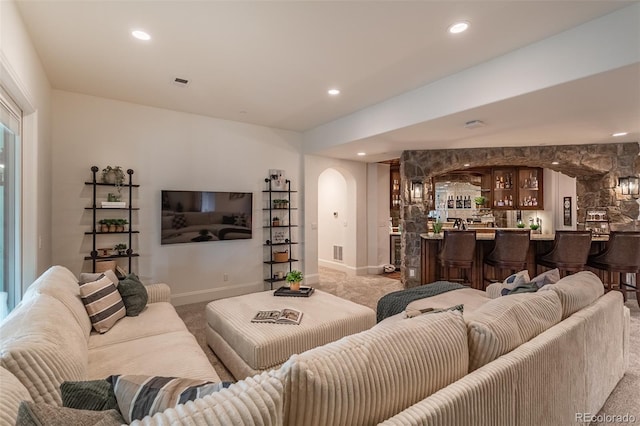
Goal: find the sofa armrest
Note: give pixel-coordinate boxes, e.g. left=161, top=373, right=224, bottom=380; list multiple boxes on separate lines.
left=144, top=283, right=171, bottom=304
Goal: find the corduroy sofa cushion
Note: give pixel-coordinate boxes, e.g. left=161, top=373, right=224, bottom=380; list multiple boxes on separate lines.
left=22, top=265, right=93, bottom=341
left=465, top=291, right=562, bottom=371
left=279, top=310, right=469, bottom=426
left=539, top=271, right=604, bottom=319
left=0, top=294, right=88, bottom=405
left=0, top=366, right=33, bottom=425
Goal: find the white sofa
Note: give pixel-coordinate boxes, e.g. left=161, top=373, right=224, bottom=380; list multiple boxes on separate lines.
left=0, top=266, right=283, bottom=425
left=1, top=267, right=630, bottom=425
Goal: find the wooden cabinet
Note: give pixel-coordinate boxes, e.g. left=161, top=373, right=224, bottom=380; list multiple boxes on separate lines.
left=390, top=165, right=400, bottom=210
left=517, top=167, right=543, bottom=210
left=492, top=167, right=544, bottom=210
left=492, top=167, right=517, bottom=209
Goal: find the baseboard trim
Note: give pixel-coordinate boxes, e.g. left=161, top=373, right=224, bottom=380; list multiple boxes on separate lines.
left=171, top=281, right=264, bottom=306
left=318, top=259, right=371, bottom=276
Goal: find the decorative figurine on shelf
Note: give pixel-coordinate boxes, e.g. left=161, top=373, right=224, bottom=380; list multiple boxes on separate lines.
left=269, top=169, right=285, bottom=190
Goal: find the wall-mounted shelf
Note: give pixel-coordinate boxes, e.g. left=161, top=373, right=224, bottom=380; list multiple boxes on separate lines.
left=84, top=166, right=139, bottom=273
left=263, top=177, right=299, bottom=288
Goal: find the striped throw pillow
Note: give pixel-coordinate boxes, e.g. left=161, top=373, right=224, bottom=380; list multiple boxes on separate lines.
left=79, top=275, right=126, bottom=333
left=108, top=375, right=232, bottom=423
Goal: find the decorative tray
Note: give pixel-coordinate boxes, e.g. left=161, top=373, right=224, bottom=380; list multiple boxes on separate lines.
left=273, top=286, right=315, bottom=297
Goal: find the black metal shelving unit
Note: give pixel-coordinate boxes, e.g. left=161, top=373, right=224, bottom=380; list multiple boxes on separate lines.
left=85, top=166, right=139, bottom=273
left=263, top=177, right=298, bottom=289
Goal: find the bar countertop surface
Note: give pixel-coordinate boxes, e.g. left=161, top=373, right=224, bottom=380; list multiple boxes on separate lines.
left=420, top=230, right=609, bottom=242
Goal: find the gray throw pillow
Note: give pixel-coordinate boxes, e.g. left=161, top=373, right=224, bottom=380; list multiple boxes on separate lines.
left=501, top=281, right=539, bottom=296
left=16, top=401, right=124, bottom=426
left=61, top=380, right=118, bottom=411
left=117, top=273, right=148, bottom=316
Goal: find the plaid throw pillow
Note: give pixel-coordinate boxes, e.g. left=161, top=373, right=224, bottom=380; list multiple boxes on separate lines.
left=108, top=375, right=233, bottom=423
left=172, top=214, right=187, bottom=229
left=79, top=275, right=126, bottom=333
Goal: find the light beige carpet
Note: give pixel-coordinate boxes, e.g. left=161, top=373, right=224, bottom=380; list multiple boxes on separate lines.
left=175, top=267, right=639, bottom=423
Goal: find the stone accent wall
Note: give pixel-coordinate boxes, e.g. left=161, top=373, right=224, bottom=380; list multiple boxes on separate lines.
left=400, top=142, right=640, bottom=288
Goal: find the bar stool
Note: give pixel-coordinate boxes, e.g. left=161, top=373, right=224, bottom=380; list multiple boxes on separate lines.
left=536, top=230, right=592, bottom=277
left=587, top=231, right=640, bottom=303
left=483, top=229, right=530, bottom=288
left=437, top=230, right=477, bottom=285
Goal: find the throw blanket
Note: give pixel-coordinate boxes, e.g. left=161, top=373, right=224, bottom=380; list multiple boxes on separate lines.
left=376, top=281, right=465, bottom=322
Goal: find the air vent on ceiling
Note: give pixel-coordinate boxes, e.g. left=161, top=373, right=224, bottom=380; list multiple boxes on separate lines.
left=172, top=77, right=190, bottom=87
left=464, top=119, right=486, bottom=129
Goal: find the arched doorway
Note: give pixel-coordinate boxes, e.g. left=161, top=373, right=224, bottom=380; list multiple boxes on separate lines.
left=317, top=167, right=358, bottom=274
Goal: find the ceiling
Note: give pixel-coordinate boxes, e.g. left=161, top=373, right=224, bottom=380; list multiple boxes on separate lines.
left=15, top=0, right=640, bottom=162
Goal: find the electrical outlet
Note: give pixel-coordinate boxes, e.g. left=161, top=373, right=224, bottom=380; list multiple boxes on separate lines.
left=223, top=273, right=229, bottom=281
left=409, top=268, right=416, bottom=278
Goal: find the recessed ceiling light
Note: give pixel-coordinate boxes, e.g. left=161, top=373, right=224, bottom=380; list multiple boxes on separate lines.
left=612, top=132, right=628, bottom=137
left=551, top=161, right=560, bottom=165
left=448, top=21, right=469, bottom=34
left=328, top=89, right=341, bottom=96
left=357, top=152, right=366, bottom=156
left=132, top=30, right=151, bottom=41
left=463, top=163, right=470, bottom=167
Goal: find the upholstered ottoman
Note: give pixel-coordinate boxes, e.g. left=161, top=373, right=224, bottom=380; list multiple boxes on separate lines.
left=206, top=289, right=376, bottom=379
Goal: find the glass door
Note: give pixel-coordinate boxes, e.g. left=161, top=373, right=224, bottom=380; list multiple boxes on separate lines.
left=0, top=87, right=21, bottom=318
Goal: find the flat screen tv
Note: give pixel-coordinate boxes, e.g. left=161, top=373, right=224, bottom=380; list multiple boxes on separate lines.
left=161, top=190, right=253, bottom=245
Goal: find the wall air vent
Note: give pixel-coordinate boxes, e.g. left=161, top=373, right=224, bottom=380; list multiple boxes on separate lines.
left=172, top=77, right=190, bottom=87
left=333, top=245, right=343, bottom=261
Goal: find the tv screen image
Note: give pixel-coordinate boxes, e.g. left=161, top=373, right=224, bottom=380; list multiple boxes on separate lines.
left=161, top=190, right=253, bottom=245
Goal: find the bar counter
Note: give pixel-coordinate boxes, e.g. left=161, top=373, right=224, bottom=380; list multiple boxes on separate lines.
left=420, top=230, right=608, bottom=289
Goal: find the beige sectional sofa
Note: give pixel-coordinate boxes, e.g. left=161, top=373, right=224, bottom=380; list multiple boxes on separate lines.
left=0, top=266, right=282, bottom=425
left=1, top=267, right=630, bottom=425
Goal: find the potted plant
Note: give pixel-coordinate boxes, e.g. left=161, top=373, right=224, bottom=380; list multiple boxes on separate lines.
left=115, top=218, right=128, bottom=232
left=530, top=223, right=540, bottom=233
left=285, top=270, right=304, bottom=292
left=101, top=166, right=125, bottom=186
left=114, top=243, right=127, bottom=256
left=474, top=196, right=486, bottom=208
left=432, top=218, right=443, bottom=234
left=98, top=219, right=110, bottom=232
left=516, top=221, right=526, bottom=228
left=272, top=216, right=280, bottom=226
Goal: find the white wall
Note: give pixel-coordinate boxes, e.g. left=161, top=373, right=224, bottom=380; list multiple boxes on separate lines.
left=550, top=169, right=577, bottom=231
left=317, top=169, right=347, bottom=269
left=51, top=91, right=302, bottom=305
left=303, top=155, right=368, bottom=282
left=1, top=0, right=52, bottom=291
left=367, top=163, right=390, bottom=273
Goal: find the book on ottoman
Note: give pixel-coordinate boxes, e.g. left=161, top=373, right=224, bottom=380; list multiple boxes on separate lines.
left=251, top=308, right=303, bottom=325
